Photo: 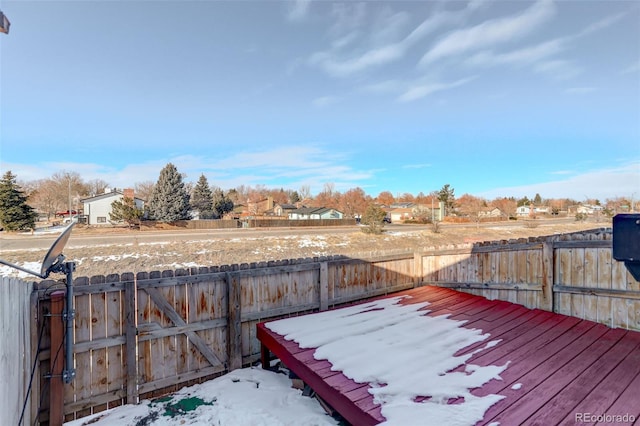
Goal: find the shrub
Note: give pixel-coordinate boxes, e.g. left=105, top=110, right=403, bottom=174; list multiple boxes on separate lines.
left=361, top=205, right=386, bottom=234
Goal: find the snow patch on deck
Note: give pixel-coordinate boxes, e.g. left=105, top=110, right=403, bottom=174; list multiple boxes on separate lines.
left=266, top=296, right=508, bottom=426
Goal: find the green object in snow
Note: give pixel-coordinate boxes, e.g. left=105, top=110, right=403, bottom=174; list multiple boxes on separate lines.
left=162, top=396, right=214, bottom=418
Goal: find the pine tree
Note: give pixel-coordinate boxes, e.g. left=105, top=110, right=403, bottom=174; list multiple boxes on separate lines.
left=110, top=196, right=143, bottom=227
left=212, top=188, right=234, bottom=218
left=361, top=204, right=387, bottom=234
left=190, top=174, right=214, bottom=218
left=438, top=184, right=456, bottom=215
left=147, top=163, right=191, bottom=222
left=0, top=171, right=38, bottom=231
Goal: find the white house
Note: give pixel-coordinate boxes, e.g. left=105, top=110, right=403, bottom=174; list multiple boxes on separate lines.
left=82, top=188, right=144, bottom=225
left=577, top=204, right=604, bottom=215
left=288, top=207, right=343, bottom=220
left=516, top=205, right=549, bottom=217
left=478, top=207, right=505, bottom=218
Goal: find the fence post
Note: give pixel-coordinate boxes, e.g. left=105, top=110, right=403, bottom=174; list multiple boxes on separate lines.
left=124, top=275, right=138, bottom=404
left=49, top=291, right=65, bottom=426
left=226, top=271, right=242, bottom=371
left=541, top=242, right=554, bottom=312
left=319, top=262, right=328, bottom=311
left=29, top=285, right=39, bottom=425
left=414, top=252, right=423, bottom=287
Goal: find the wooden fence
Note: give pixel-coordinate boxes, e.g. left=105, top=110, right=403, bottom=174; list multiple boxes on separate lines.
left=419, top=229, right=638, bottom=330
left=140, top=219, right=240, bottom=230
left=246, top=218, right=356, bottom=228
left=1, top=276, right=35, bottom=426
left=15, top=228, right=639, bottom=423
left=30, top=253, right=415, bottom=423
left=140, top=218, right=356, bottom=231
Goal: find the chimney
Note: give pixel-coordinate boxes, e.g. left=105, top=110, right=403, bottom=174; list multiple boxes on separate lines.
left=123, top=188, right=134, bottom=199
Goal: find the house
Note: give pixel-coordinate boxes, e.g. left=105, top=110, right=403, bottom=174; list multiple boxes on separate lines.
left=389, top=207, right=413, bottom=223
left=478, top=207, right=505, bottom=218
left=516, top=205, right=549, bottom=217
left=273, top=203, right=298, bottom=217
left=577, top=204, right=604, bottom=215
left=389, top=202, right=415, bottom=209
left=81, top=188, right=144, bottom=225
left=288, top=207, right=343, bottom=220
left=247, top=197, right=274, bottom=216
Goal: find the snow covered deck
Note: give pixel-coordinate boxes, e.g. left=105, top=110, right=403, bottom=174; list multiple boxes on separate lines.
left=257, top=286, right=640, bottom=426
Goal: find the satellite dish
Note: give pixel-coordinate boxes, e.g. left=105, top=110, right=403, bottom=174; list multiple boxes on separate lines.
left=0, top=223, right=75, bottom=278
left=40, top=222, right=75, bottom=277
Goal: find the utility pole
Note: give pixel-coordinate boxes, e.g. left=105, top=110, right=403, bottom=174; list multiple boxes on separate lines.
left=68, top=175, right=72, bottom=217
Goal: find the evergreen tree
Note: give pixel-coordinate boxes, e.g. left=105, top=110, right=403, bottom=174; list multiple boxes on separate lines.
left=212, top=188, right=234, bottom=218
left=0, top=171, right=38, bottom=231
left=361, top=204, right=387, bottom=234
left=533, top=193, right=543, bottom=205
left=110, top=196, right=143, bottom=227
left=289, top=191, right=300, bottom=204
left=517, top=196, right=531, bottom=207
left=438, top=184, right=456, bottom=215
left=147, top=163, right=191, bottom=222
left=191, top=174, right=214, bottom=218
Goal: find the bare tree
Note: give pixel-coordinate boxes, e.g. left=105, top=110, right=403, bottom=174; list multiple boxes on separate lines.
left=340, top=187, right=370, bottom=218
left=134, top=181, right=155, bottom=202
left=397, top=192, right=415, bottom=203
left=298, top=184, right=311, bottom=201
left=457, top=193, right=487, bottom=227
left=376, top=191, right=395, bottom=206
left=49, top=171, right=88, bottom=214
left=86, top=178, right=110, bottom=196
left=491, top=197, right=517, bottom=219
left=27, top=179, right=58, bottom=219
left=314, top=183, right=340, bottom=209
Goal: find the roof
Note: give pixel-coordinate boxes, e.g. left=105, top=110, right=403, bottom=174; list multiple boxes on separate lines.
left=390, top=202, right=415, bottom=209
left=276, top=204, right=298, bottom=210
left=291, top=207, right=341, bottom=215
left=81, top=190, right=144, bottom=203
left=257, top=286, right=640, bottom=426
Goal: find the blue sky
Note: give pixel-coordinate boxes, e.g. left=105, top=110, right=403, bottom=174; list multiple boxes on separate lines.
left=1, top=0, right=639, bottom=201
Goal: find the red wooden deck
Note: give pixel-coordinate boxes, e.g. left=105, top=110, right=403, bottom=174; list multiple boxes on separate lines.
left=256, top=286, right=640, bottom=426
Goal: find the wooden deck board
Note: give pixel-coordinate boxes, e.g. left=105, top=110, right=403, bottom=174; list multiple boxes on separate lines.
left=560, top=333, right=640, bottom=424
left=484, top=327, right=628, bottom=425
left=257, top=286, right=640, bottom=426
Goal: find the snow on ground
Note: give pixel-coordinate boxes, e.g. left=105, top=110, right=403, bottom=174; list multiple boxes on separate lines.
left=0, top=261, right=43, bottom=278
left=267, top=296, right=509, bottom=426
left=64, top=367, right=336, bottom=426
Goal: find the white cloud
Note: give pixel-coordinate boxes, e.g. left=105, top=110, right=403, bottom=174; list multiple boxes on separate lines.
left=466, top=39, right=564, bottom=68
left=286, top=0, right=311, bottom=22
left=403, top=163, right=431, bottom=169
left=420, top=0, right=556, bottom=65
left=462, top=9, right=629, bottom=80
left=310, top=0, right=482, bottom=78
left=360, top=79, right=403, bottom=95
left=397, top=76, right=476, bottom=102
left=479, top=161, right=640, bottom=200
left=574, top=11, right=628, bottom=38
left=309, top=44, right=407, bottom=77
left=2, top=146, right=374, bottom=196
left=328, top=2, right=367, bottom=39
left=312, top=96, right=340, bottom=107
